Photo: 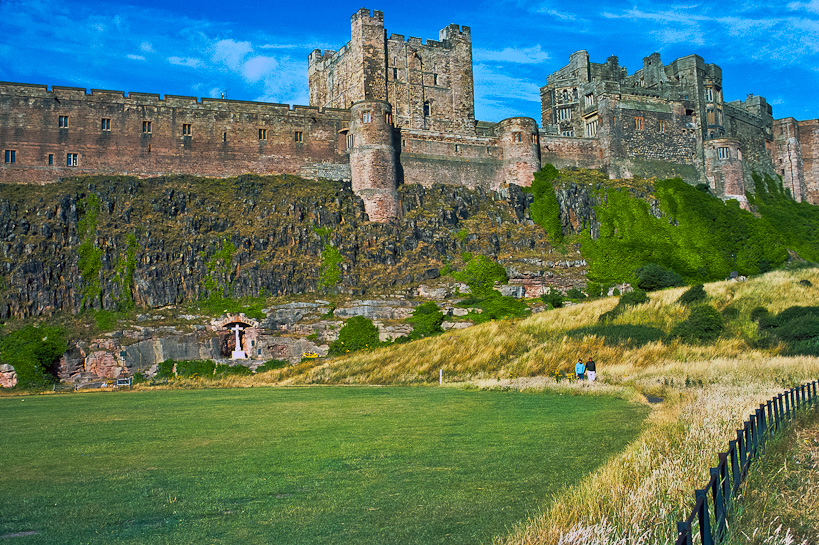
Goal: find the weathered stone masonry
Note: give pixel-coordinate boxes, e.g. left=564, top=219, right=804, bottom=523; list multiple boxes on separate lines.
left=2, top=8, right=818, bottom=219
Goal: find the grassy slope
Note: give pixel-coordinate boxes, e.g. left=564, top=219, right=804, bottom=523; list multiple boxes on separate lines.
left=235, top=268, right=819, bottom=545
left=0, top=387, right=647, bottom=545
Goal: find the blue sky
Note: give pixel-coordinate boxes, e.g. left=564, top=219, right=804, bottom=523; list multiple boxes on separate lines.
left=1, top=0, right=818, bottom=123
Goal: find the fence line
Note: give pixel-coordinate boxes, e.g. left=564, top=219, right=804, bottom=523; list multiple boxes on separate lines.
left=674, top=380, right=818, bottom=545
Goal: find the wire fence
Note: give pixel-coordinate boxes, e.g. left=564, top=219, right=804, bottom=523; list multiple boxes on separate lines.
left=674, top=380, right=818, bottom=545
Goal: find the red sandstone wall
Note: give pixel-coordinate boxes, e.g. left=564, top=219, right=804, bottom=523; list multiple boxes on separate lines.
left=0, top=83, right=351, bottom=184
left=539, top=136, right=604, bottom=170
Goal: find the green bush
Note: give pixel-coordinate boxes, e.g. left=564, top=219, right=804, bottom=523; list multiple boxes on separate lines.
left=635, top=263, right=685, bottom=291
left=670, top=305, right=725, bottom=343
left=750, top=306, right=771, bottom=322
left=677, top=284, right=707, bottom=305
left=774, top=315, right=819, bottom=342
left=620, top=289, right=649, bottom=306
left=155, top=360, right=176, bottom=379
left=541, top=291, right=564, bottom=309
left=0, top=325, right=66, bottom=388
left=565, top=288, right=587, bottom=300
left=175, top=359, right=216, bottom=378
left=329, top=316, right=382, bottom=356
left=721, top=306, right=740, bottom=321
left=255, top=359, right=289, bottom=373
left=132, top=372, right=148, bottom=384
left=474, top=294, right=530, bottom=322
left=215, top=363, right=253, bottom=376
left=453, top=255, right=507, bottom=297
left=585, top=282, right=603, bottom=298
left=407, top=302, right=444, bottom=339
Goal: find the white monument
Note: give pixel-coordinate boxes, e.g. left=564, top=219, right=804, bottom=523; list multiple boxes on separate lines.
left=230, top=323, right=247, bottom=359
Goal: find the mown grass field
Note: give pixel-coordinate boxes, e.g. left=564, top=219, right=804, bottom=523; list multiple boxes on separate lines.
left=0, top=387, right=648, bottom=544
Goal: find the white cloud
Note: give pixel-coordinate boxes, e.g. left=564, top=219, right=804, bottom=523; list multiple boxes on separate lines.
left=127, top=54, right=146, bottom=61
left=787, top=0, right=819, bottom=13
left=168, top=56, right=203, bottom=68
left=474, top=45, right=550, bottom=64
left=533, top=7, right=578, bottom=21
left=242, top=55, right=278, bottom=82
left=210, top=39, right=253, bottom=71
left=140, top=42, right=155, bottom=53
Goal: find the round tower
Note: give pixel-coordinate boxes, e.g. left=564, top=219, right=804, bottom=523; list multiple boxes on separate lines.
left=496, top=117, right=541, bottom=189
left=704, top=138, right=748, bottom=207
left=349, top=100, right=399, bottom=222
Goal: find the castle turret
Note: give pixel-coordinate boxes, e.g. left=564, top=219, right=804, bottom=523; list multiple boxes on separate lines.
left=704, top=138, right=747, bottom=206
left=349, top=100, right=399, bottom=221
left=496, top=117, right=541, bottom=188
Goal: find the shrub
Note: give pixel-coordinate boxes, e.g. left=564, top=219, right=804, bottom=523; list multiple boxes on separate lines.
left=132, top=372, right=148, bottom=384
left=635, top=263, right=685, bottom=291
left=721, top=306, right=740, bottom=321
left=175, top=359, right=216, bottom=378
left=215, top=363, right=252, bottom=376
left=620, top=289, right=649, bottom=306
left=799, top=279, right=813, bottom=287
left=585, top=282, right=603, bottom=298
left=407, top=302, right=444, bottom=339
left=453, top=255, right=507, bottom=297
left=155, top=360, right=176, bottom=379
left=565, top=288, right=587, bottom=300
left=475, top=294, right=530, bottom=322
left=541, top=291, right=564, bottom=309
left=774, top=315, right=819, bottom=342
left=0, top=325, right=66, bottom=388
left=256, top=359, right=289, bottom=373
left=329, top=316, right=381, bottom=356
left=670, top=305, right=724, bottom=343
left=677, top=284, right=707, bottom=305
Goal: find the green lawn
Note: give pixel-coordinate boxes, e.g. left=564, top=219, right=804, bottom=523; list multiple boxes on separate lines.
left=0, top=387, right=648, bottom=544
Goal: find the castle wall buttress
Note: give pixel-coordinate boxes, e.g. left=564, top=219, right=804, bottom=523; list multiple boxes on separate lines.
left=798, top=120, right=819, bottom=204
left=772, top=118, right=807, bottom=202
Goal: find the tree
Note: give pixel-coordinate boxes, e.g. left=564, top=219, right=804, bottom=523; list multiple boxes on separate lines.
left=0, top=326, right=67, bottom=388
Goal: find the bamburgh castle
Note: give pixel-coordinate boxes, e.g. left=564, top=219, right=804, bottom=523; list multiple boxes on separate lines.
left=1, top=8, right=817, bottom=221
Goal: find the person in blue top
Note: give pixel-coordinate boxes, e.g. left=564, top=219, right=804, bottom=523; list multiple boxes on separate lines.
left=574, top=358, right=586, bottom=380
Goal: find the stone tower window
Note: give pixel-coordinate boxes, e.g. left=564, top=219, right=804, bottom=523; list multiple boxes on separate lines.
left=717, top=147, right=730, bottom=159
left=101, top=118, right=111, bottom=131
left=58, top=116, right=69, bottom=128
left=182, top=124, right=192, bottom=136
left=634, top=117, right=644, bottom=130
left=259, top=128, right=267, bottom=140
left=48, top=154, right=54, bottom=166
left=223, top=132, right=227, bottom=143
left=705, top=88, right=714, bottom=102
left=66, top=153, right=78, bottom=166
left=392, top=67, right=398, bottom=79
left=362, top=111, right=371, bottom=123
left=512, top=132, right=522, bottom=143
left=584, top=94, right=595, bottom=107
left=4, top=150, right=16, bottom=164
left=658, top=120, right=666, bottom=133
left=385, top=113, right=393, bottom=124
left=294, top=131, right=304, bottom=143
left=433, top=73, right=438, bottom=85
left=557, top=108, right=572, bottom=121
left=423, top=100, right=431, bottom=117
left=531, top=133, right=539, bottom=144
left=142, top=121, right=152, bottom=134
left=346, top=134, right=354, bottom=149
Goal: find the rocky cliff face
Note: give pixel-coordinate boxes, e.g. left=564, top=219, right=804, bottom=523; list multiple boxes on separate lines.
left=0, top=174, right=576, bottom=319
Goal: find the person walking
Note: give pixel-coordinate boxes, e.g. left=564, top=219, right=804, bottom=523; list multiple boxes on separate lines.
left=574, top=358, right=586, bottom=381
left=586, top=357, right=596, bottom=382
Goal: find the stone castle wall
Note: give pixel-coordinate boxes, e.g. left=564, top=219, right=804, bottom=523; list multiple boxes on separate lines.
left=0, top=82, right=352, bottom=185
